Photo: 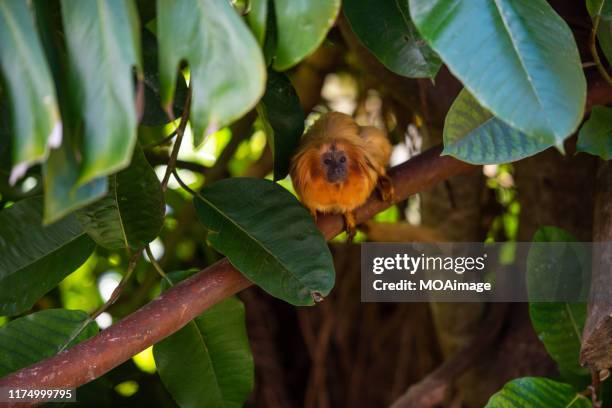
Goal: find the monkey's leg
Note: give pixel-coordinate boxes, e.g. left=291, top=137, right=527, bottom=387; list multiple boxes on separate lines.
left=377, top=174, right=395, bottom=203
left=344, top=211, right=357, bottom=242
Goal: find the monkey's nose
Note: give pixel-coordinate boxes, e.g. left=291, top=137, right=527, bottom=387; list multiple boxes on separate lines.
left=326, top=166, right=346, bottom=183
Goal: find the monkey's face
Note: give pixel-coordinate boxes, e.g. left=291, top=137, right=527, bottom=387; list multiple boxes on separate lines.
left=321, top=144, right=348, bottom=183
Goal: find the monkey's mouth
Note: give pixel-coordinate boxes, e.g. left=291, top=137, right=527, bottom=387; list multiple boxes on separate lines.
left=326, top=172, right=346, bottom=184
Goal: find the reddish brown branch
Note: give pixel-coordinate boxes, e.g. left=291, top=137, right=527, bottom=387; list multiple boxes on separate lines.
left=0, top=146, right=476, bottom=400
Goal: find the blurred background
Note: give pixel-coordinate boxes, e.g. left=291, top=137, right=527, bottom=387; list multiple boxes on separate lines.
left=1, top=1, right=602, bottom=406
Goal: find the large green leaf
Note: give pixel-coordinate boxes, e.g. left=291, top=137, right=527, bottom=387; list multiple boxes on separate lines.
left=158, top=0, right=266, bottom=147
left=443, top=89, right=551, bottom=164
left=0, top=197, right=95, bottom=316
left=246, top=0, right=268, bottom=46
left=154, top=270, right=253, bottom=408
left=485, top=377, right=591, bottom=407
left=0, top=0, right=61, bottom=184
left=343, top=0, right=441, bottom=78
left=527, top=227, right=590, bottom=303
left=43, top=129, right=108, bottom=225
left=76, top=146, right=164, bottom=250
left=60, top=0, right=142, bottom=186
left=30, top=0, right=108, bottom=224
left=529, top=302, right=588, bottom=377
left=410, top=0, right=586, bottom=146
left=272, top=0, right=340, bottom=71
left=577, top=106, right=612, bottom=160
left=0, top=309, right=98, bottom=377
left=258, top=70, right=305, bottom=181
left=528, top=227, right=590, bottom=378
left=193, top=178, right=334, bottom=306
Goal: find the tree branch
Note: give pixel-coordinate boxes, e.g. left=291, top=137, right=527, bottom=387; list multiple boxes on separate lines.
left=581, top=161, right=612, bottom=373
left=0, top=146, right=476, bottom=399
left=389, top=303, right=508, bottom=408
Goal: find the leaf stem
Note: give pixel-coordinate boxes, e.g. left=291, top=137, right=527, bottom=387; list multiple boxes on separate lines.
left=172, top=169, right=199, bottom=197
left=145, top=244, right=173, bottom=287
left=590, top=12, right=612, bottom=86
left=142, top=129, right=178, bottom=149
left=135, top=77, right=145, bottom=123
left=161, top=87, right=192, bottom=191
left=57, top=251, right=142, bottom=352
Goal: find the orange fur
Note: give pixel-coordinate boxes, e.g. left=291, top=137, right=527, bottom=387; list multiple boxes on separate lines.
left=290, top=112, right=393, bottom=222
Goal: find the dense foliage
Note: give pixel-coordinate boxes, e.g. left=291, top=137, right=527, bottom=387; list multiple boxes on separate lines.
left=0, top=0, right=610, bottom=406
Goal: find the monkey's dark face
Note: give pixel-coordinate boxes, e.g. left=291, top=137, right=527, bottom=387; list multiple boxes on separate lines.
left=321, top=146, right=348, bottom=183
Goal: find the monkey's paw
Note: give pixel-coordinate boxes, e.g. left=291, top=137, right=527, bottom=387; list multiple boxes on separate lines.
left=344, top=211, right=357, bottom=243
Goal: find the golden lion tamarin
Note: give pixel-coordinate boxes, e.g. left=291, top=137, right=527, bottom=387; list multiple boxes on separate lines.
left=290, top=112, right=394, bottom=240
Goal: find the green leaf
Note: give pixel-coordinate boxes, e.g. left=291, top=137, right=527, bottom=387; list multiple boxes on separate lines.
left=0, top=0, right=61, bottom=184
left=528, top=227, right=590, bottom=378
left=76, top=146, right=164, bottom=250
left=410, top=0, right=586, bottom=146
left=258, top=70, right=305, bottom=181
left=0, top=197, right=96, bottom=316
left=587, top=0, right=612, bottom=66
left=60, top=0, right=142, bottom=185
left=158, top=0, right=266, bottom=147
left=527, top=227, right=591, bottom=302
left=31, top=0, right=108, bottom=223
left=141, top=29, right=189, bottom=126
left=246, top=0, right=268, bottom=46
left=154, top=296, right=254, bottom=408
left=577, top=106, right=612, bottom=160
left=588, top=0, right=612, bottom=17
left=43, top=128, right=108, bottom=225
left=443, top=89, right=551, bottom=164
left=597, top=23, right=612, bottom=67
left=485, top=377, right=591, bottom=407
left=272, top=0, right=340, bottom=71
left=0, top=309, right=98, bottom=377
left=193, top=178, right=335, bottom=306
left=343, top=0, right=441, bottom=78
left=530, top=302, right=588, bottom=378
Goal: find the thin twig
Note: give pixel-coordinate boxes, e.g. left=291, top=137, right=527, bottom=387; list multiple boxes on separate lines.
left=58, top=251, right=142, bottom=352
left=135, top=77, right=145, bottom=123
left=161, top=87, right=192, bottom=191
left=590, top=10, right=612, bottom=86
left=145, top=244, right=173, bottom=287
left=172, top=169, right=199, bottom=197
left=141, top=129, right=178, bottom=149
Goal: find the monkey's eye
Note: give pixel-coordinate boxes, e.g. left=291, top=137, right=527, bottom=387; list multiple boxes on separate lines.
left=339, top=156, right=346, bottom=163
left=324, top=158, right=332, bottom=165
